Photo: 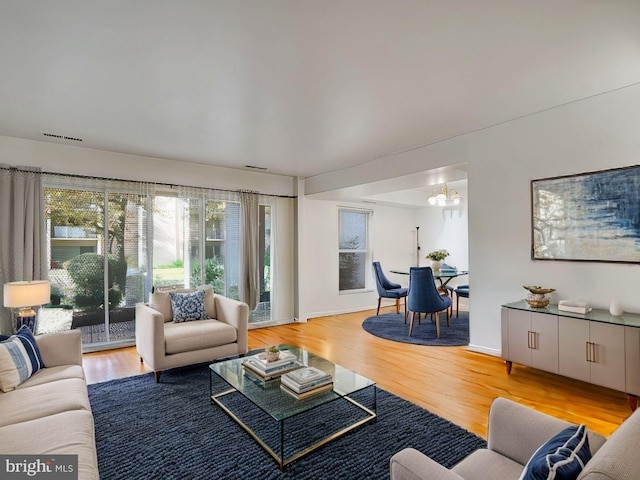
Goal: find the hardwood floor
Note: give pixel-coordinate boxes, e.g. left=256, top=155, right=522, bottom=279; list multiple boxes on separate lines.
left=83, top=306, right=632, bottom=439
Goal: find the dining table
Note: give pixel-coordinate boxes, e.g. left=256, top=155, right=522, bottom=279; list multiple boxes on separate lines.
left=389, top=268, right=468, bottom=289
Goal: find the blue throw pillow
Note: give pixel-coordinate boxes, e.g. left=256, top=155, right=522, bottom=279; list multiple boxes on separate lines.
left=169, top=290, right=208, bottom=323
left=0, top=325, right=45, bottom=392
left=520, top=424, right=591, bottom=480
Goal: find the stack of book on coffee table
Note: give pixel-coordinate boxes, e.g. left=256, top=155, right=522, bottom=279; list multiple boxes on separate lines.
left=242, top=350, right=302, bottom=381
left=280, top=366, right=333, bottom=399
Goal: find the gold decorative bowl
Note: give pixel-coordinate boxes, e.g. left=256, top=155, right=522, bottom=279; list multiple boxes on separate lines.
left=526, top=296, right=550, bottom=308
left=523, top=286, right=555, bottom=295
left=523, top=286, right=554, bottom=308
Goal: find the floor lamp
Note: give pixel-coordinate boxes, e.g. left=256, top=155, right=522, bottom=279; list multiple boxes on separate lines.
left=3, top=280, right=51, bottom=333
left=416, top=226, right=421, bottom=267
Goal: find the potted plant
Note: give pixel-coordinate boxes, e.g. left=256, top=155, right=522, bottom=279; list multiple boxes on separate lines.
left=265, top=345, right=280, bottom=362
left=426, top=249, right=449, bottom=271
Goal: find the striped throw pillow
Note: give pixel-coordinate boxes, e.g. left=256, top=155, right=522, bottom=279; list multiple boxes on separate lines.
left=0, top=325, right=45, bottom=392
left=520, top=424, right=591, bottom=480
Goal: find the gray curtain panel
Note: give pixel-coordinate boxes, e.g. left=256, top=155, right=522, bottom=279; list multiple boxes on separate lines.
left=240, top=191, right=259, bottom=311
left=0, top=165, right=48, bottom=334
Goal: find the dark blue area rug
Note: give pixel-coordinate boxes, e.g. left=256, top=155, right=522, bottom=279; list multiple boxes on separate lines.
left=89, top=363, right=485, bottom=479
left=362, top=312, right=469, bottom=346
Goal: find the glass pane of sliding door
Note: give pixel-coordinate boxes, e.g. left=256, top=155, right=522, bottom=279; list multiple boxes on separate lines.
left=186, top=198, right=202, bottom=291
left=202, top=200, right=228, bottom=294
left=152, top=196, right=187, bottom=290
left=223, top=201, right=241, bottom=300
left=199, top=199, right=241, bottom=300
left=44, top=188, right=103, bottom=341
left=152, top=197, right=242, bottom=301
left=43, top=187, right=148, bottom=347
left=105, top=192, right=148, bottom=342
left=252, top=204, right=272, bottom=323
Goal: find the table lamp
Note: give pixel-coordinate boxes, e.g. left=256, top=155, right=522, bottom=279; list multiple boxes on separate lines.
left=3, top=280, right=51, bottom=332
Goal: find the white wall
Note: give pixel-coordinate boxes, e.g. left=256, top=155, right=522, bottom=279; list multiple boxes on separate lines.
left=298, top=198, right=414, bottom=320
left=466, top=83, right=640, bottom=354
left=0, top=136, right=295, bottom=197
left=272, top=197, right=295, bottom=322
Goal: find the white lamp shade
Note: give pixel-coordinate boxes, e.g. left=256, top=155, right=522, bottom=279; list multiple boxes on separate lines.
left=3, top=281, right=51, bottom=308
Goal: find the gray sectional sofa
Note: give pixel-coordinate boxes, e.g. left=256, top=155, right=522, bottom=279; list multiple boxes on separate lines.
left=391, top=396, right=640, bottom=480
left=0, top=330, right=99, bottom=480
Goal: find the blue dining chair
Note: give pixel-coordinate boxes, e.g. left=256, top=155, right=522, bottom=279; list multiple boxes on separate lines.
left=407, top=266, right=452, bottom=337
left=372, top=261, right=408, bottom=321
left=453, top=284, right=469, bottom=318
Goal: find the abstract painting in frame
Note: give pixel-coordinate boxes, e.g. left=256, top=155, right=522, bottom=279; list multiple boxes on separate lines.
left=531, top=165, right=640, bottom=263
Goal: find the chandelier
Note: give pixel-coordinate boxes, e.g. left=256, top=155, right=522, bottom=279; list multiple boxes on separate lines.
left=427, top=184, right=461, bottom=207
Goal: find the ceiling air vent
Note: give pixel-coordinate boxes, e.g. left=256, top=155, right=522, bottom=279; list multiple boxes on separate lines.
left=244, top=165, right=268, bottom=171
left=43, top=132, right=83, bottom=142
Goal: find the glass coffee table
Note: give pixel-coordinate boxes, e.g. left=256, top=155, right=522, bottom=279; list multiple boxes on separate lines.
left=209, top=344, right=376, bottom=469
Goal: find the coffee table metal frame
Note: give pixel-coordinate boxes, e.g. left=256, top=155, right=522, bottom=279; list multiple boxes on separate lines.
left=209, top=345, right=376, bottom=469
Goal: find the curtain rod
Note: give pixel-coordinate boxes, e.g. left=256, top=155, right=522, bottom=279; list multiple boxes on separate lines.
left=33, top=168, right=296, bottom=199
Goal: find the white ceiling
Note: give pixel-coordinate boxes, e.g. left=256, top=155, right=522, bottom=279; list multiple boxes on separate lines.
left=1, top=1, right=639, bottom=186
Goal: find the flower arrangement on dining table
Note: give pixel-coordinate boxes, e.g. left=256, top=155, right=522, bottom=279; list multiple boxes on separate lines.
left=426, top=249, right=449, bottom=261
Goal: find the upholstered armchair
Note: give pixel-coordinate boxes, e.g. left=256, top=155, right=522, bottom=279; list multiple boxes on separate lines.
left=135, top=285, right=249, bottom=382
left=373, top=261, right=408, bottom=319
left=389, top=396, right=640, bottom=480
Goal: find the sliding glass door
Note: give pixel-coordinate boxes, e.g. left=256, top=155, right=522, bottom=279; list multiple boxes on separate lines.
left=151, top=196, right=242, bottom=299
left=150, top=194, right=273, bottom=323
left=42, top=182, right=275, bottom=349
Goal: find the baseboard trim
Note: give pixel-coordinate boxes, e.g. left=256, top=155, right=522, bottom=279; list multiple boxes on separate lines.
left=303, top=305, right=380, bottom=321
left=467, top=343, right=501, bottom=357
left=248, top=318, right=296, bottom=329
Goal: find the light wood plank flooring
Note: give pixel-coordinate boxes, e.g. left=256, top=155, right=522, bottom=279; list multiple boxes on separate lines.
left=83, top=306, right=632, bottom=439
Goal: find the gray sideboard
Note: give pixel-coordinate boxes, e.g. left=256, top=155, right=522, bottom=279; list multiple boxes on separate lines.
left=502, top=300, right=640, bottom=410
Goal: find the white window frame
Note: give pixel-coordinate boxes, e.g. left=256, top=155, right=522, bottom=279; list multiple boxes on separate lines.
left=337, top=207, right=372, bottom=293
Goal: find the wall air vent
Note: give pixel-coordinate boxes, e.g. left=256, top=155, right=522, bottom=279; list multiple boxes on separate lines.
left=42, top=132, right=83, bottom=142
left=244, top=165, right=268, bottom=171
